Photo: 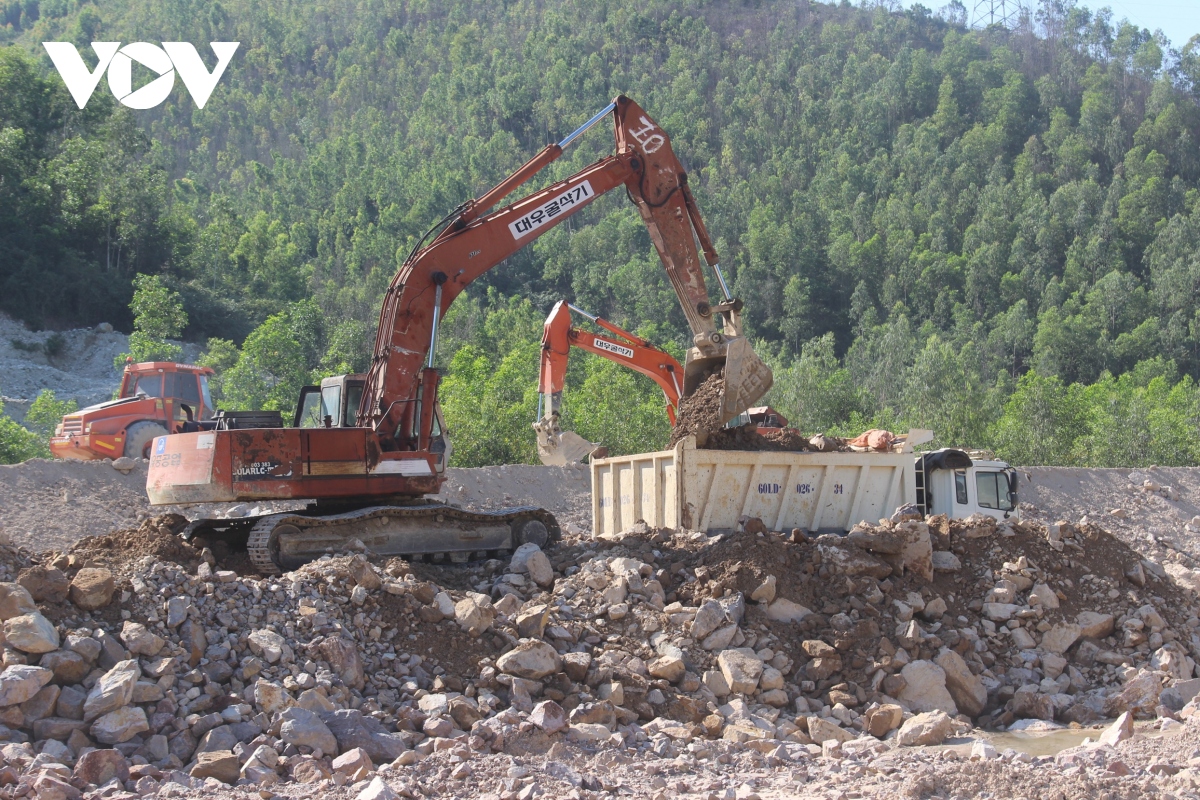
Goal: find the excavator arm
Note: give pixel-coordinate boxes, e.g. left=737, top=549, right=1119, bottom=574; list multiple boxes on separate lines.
left=535, top=300, right=684, bottom=465
left=360, top=96, right=771, bottom=454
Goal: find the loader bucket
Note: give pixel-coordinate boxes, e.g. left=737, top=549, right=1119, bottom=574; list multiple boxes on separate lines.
left=683, top=336, right=774, bottom=428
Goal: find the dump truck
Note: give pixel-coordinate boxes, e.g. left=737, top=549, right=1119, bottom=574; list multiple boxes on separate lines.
left=591, top=434, right=1017, bottom=537
left=50, top=361, right=215, bottom=460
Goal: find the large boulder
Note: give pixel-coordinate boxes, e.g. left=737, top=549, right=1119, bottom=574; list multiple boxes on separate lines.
left=895, top=710, right=953, bottom=746
left=317, top=637, right=364, bottom=689
left=717, top=650, right=763, bottom=695
left=191, top=751, right=240, bottom=784
left=936, top=648, right=987, bottom=717
left=3, top=613, right=59, bottom=654
left=690, top=600, right=727, bottom=641
left=83, top=660, right=139, bottom=722
left=764, top=598, right=811, bottom=623
left=807, top=716, right=855, bottom=744
left=17, top=567, right=69, bottom=604
left=321, top=709, right=408, bottom=763
left=496, top=641, right=561, bottom=680
left=73, top=749, right=129, bottom=786
left=39, top=650, right=89, bottom=686
left=90, top=706, right=149, bottom=744
left=280, top=707, right=338, bottom=755
left=1103, top=669, right=1163, bottom=717
left=0, top=665, right=53, bottom=706
left=1041, top=623, right=1082, bottom=655
left=68, top=568, right=115, bottom=611
left=119, top=621, right=164, bottom=657
left=817, top=539, right=893, bottom=579
left=1076, top=611, right=1115, bottom=639
left=898, top=660, right=958, bottom=716
left=0, top=583, right=37, bottom=620
left=529, top=700, right=567, bottom=734
left=454, top=594, right=495, bottom=637
left=247, top=630, right=290, bottom=664
left=890, top=520, right=934, bottom=582
left=510, top=543, right=554, bottom=588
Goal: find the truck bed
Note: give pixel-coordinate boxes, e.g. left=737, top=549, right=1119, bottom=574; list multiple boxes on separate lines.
left=591, top=437, right=916, bottom=536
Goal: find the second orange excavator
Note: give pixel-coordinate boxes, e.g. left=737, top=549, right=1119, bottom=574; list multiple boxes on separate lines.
left=534, top=300, right=683, bottom=464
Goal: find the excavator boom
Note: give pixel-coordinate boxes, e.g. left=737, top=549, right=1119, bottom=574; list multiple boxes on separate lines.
left=147, top=96, right=772, bottom=573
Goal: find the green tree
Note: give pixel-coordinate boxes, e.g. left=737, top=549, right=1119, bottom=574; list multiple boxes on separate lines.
left=117, top=274, right=188, bottom=367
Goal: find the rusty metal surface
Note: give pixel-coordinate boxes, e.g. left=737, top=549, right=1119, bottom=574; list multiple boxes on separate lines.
left=147, top=429, right=442, bottom=505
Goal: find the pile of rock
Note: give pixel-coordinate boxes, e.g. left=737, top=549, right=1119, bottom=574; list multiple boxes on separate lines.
left=0, top=509, right=1194, bottom=797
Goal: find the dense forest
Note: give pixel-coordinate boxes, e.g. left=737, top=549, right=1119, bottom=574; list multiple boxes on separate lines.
left=2, top=0, right=1200, bottom=466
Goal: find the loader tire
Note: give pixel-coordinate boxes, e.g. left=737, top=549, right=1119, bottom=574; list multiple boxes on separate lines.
left=125, top=421, right=169, bottom=459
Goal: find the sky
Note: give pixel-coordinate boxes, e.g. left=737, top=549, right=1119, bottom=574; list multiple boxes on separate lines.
left=1099, top=0, right=1200, bottom=49
left=904, top=1, right=1200, bottom=50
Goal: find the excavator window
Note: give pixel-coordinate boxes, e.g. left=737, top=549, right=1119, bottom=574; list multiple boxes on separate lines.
left=320, top=386, right=341, bottom=426
left=295, top=388, right=324, bottom=428
left=343, top=384, right=363, bottom=428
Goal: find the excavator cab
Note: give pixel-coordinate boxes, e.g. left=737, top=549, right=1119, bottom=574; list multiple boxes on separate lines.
left=294, top=374, right=452, bottom=472
left=294, top=375, right=366, bottom=429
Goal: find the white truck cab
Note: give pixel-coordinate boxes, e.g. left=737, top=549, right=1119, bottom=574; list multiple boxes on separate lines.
left=916, top=448, right=1019, bottom=523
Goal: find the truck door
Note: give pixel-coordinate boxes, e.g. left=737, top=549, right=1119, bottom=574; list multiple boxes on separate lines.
left=972, top=469, right=1016, bottom=521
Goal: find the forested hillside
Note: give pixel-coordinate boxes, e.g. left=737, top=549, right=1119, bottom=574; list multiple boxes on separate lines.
left=3, top=0, right=1200, bottom=466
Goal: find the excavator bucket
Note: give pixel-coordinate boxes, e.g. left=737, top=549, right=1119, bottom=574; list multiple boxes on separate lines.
left=684, top=336, right=774, bottom=428
left=533, top=415, right=600, bottom=466
left=537, top=430, right=600, bottom=466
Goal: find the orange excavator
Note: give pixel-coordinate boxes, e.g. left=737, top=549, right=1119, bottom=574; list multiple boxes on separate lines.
left=146, top=97, right=772, bottom=573
left=534, top=300, right=683, bottom=465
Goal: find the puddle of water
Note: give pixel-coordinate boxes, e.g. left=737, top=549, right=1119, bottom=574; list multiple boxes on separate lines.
left=933, top=727, right=1107, bottom=758
left=986, top=728, right=1103, bottom=756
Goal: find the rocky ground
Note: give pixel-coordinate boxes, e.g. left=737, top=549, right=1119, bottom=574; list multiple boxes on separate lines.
left=0, top=500, right=1195, bottom=800
left=0, top=314, right=203, bottom=425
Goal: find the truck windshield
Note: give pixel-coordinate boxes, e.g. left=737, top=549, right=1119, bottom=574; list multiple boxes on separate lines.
left=134, top=374, right=163, bottom=397
left=976, top=471, right=1013, bottom=511
left=199, top=377, right=214, bottom=417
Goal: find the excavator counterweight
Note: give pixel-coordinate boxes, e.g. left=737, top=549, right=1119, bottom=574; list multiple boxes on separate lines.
left=147, top=97, right=771, bottom=573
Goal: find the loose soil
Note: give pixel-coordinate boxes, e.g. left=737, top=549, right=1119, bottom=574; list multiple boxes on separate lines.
left=668, top=370, right=726, bottom=448
left=703, top=423, right=811, bottom=451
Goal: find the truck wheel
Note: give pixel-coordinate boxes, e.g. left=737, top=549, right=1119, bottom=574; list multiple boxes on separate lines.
left=125, top=421, right=169, bottom=459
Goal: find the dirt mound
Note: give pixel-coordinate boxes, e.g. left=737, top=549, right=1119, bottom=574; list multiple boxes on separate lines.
left=66, top=514, right=202, bottom=573
left=668, top=370, right=725, bottom=448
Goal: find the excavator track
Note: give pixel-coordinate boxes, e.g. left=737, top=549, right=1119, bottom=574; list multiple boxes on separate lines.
left=184, top=504, right=559, bottom=575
